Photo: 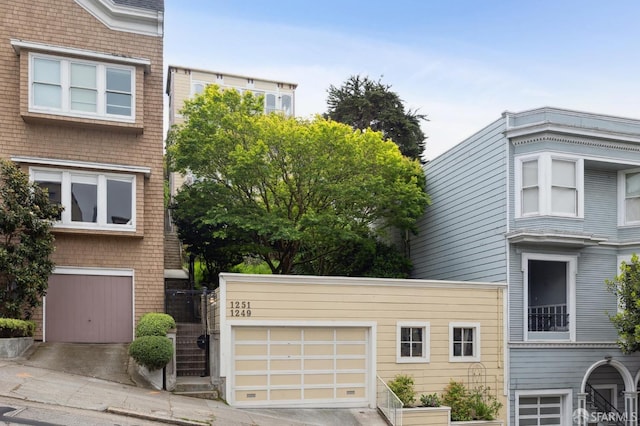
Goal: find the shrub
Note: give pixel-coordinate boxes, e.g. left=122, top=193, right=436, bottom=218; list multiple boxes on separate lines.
left=388, top=374, right=415, bottom=407
left=135, top=313, right=176, bottom=337
left=442, top=380, right=502, bottom=421
left=0, top=318, right=36, bottom=338
left=420, top=393, right=441, bottom=407
left=128, top=335, right=173, bottom=370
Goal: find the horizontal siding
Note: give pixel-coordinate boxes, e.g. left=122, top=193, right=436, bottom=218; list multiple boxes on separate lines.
left=222, top=277, right=505, bottom=401
left=411, top=117, right=507, bottom=282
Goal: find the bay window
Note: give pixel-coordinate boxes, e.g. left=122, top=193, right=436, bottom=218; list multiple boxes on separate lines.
left=619, top=170, right=640, bottom=226
left=516, top=154, right=583, bottom=218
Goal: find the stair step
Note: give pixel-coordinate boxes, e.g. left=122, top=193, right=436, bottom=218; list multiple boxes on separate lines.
left=173, top=390, right=218, bottom=400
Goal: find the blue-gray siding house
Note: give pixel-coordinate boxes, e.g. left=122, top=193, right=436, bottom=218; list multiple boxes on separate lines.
left=410, top=107, right=640, bottom=426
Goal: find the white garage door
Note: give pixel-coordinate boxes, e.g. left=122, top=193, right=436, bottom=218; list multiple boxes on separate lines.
left=231, top=326, right=370, bottom=407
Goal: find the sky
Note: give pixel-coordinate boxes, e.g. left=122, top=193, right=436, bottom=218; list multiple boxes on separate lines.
left=164, top=1, right=640, bottom=160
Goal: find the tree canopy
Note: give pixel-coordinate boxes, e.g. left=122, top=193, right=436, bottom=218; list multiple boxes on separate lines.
left=0, top=160, right=62, bottom=319
left=167, top=85, right=430, bottom=277
left=325, top=75, right=427, bottom=161
left=607, top=254, right=640, bottom=353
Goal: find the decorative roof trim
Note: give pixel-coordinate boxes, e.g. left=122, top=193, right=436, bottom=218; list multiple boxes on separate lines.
left=11, top=156, right=151, bottom=177
left=506, top=230, right=608, bottom=247
left=511, top=132, right=640, bottom=153
left=74, top=0, right=163, bottom=37
left=10, top=39, right=151, bottom=71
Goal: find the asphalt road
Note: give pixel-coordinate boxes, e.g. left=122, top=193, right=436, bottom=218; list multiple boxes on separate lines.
left=0, top=397, right=162, bottom=426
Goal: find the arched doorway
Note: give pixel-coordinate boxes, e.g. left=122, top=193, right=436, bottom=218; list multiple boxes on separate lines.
left=579, top=359, right=636, bottom=426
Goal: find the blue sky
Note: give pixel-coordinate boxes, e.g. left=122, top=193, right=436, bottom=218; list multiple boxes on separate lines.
left=164, top=1, right=640, bottom=159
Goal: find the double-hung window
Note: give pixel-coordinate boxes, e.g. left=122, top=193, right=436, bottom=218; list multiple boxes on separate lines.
left=30, top=52, right=134, bottom=121
left=32, top=168, right=135, bottom=231
left=618, top=169, right=640, bottom=226
left=516, top=154, right=583, bottom=218
left=449, top=322, right=480, bottom=362
left=396, top=322, right=429, bottom=363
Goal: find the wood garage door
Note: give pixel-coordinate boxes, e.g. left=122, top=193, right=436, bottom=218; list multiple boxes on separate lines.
left=45, top=274, right=133, bottom=343
left=232, top=326, right=369, bottom=407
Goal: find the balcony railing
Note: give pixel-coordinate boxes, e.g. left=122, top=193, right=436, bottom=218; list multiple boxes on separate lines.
left=377, top=375, right=403, bottom=426
left=528, top=304, right=569, bottom=332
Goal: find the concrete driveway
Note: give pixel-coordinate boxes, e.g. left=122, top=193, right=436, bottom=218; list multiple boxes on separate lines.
left=20, top=342, right=134, bottom=385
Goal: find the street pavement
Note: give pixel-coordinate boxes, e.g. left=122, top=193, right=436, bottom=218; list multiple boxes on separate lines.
left=0, top=343, right=386, bottom=426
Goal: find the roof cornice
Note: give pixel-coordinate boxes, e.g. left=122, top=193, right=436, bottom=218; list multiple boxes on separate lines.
left=74, top=0, right=163, bottom=37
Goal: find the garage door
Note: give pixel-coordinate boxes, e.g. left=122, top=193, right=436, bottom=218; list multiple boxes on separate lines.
left=45, top=274, right=133, bottom=343
left=231, top=326, right=369, bottom=407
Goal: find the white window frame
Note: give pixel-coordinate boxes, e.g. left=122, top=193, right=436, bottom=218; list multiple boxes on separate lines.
left=515, top=389, right=572, bottom=426
left=522, top=253, right=577, bottom=342
left=448, top=322, right=481, bottom=362
left=396, top=321, right=430, bottom=363
left=617, top=168, right=640, bottom=227
left=30, top=167, right=136, bottom=232
left=28, top=52, right=135, bottom=122
left=514, top=153, right=584, bottom=219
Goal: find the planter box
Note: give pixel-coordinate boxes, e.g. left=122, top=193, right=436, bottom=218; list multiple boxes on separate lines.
left=403, top=406, right=451, bottom=426
left=0, top=337, right=33, bottom=358
left=134, top=362, right=164, bottom=390
left=452, top=421, right=504, bottom=426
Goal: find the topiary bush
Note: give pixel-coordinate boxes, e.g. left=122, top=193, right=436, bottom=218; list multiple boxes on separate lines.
left=0, top=318, right=36, bottom=338
left=135, top=313, right=176, bottom=337
left=388, top=374, right=416, bottom=407
left=128, top=335, right=174, bottom=371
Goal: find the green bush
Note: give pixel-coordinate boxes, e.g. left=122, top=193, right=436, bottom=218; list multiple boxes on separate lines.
left=420, top=393, right=441, bottom=407
left=128, top=335, right=173, bottom=371
left=135, top=313, right=176, bottom=337
left=0, top=318, right=36, bottom=338
left=388, top=374, right=415, bottom=407
left=442, top=380, right=502, bottom=421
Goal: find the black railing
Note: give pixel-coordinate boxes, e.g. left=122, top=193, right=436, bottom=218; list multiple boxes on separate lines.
left=586, top=383, right=625, bottom=426
left=165, top=289, right=203, bottom=323
left=528, top=304, right=569, bottom=332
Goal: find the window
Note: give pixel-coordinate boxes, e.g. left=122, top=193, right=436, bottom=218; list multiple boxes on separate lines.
left=522, top=253, right=576, bottom=342
left=30, top=53, right=134, bottom=121
left=618, top=169, right=640, bottom=226
left=32, top=168, right=135, bottom=231
left=449, top=322, right=480, bottom=362
left=516, top=390, right=572, bottom=426
left=515, top=154, right=583, bottom=218
left=396, top=322, right=430, bottom=363
left=192, top=81, right=206, bottom=96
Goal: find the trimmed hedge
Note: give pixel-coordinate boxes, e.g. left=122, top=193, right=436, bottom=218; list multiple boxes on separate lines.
left=129, top=335, right=174, bottom=371
left=135, top=313, right=176, bottom=338
left=0, top=318, right=36, bottom=338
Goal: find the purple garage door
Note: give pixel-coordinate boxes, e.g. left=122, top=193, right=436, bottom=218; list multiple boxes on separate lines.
left=45, top=274, right=133, bottom=343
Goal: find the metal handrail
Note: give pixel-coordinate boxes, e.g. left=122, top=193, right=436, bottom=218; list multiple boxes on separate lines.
left=377, top=375, right=403, bottom=426
left=586, top=383, right=625, bottom=426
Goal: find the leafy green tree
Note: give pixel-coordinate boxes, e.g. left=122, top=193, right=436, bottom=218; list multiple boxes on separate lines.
left=167, top=85, right=429, bottom=275
left=0, top=160, right=62, bottom=319
left=325, top=75, right=427, bottom=161
left=607, top=254, right=640, bottom=353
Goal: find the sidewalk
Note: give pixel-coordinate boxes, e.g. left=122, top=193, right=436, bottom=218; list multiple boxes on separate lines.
left=0, top=359, right=384, bottom=425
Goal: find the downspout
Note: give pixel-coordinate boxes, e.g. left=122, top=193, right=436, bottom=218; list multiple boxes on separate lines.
left=503, top=111, right=512, bottom=422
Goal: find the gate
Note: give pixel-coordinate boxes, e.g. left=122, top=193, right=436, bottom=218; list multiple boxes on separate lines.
left=165, top=287, right=211, bottom=376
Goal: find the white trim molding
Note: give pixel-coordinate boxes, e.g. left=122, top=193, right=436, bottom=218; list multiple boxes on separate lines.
left=11, top=156, right=151, bottom=177
left=53, top=266, right=134, bottom=276
left=74, top=0, right=164, bottom=37
left=10, top=39, right=151, bottom=71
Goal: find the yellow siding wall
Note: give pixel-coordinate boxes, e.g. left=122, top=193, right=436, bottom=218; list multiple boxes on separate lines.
left=220, top=274, right=506, bottom=411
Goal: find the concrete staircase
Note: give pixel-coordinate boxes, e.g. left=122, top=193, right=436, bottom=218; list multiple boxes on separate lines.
left=176, top=323, right=207, bottom=377
left=164, top=232, right=185, bottom=271
left=173, top=376, right=218, bottom=400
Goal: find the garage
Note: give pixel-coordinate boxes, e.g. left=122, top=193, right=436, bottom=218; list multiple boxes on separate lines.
left=231, top=326, right=370, bottom=407
left=45, top=270, right=133, bottom=343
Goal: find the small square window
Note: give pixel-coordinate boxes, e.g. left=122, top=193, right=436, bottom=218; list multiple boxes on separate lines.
left=449, top=322, right=480, bottom=362
left=396, top=322, right=429, bottom=363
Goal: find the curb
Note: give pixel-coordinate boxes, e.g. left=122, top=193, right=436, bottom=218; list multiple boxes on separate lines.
left=106, top=407, right=211, bottom=426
